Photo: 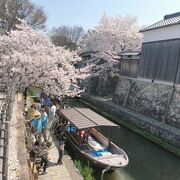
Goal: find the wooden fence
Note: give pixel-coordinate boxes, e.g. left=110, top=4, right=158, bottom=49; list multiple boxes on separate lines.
left=120, top=59, right=140, bottom=77
left=139, top=39, right=180, bottom=84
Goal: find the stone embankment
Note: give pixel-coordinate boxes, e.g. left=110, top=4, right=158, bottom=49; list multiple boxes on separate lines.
left=86, top=75, right=180, bottom=128
left=83, top=75, right=180, bottom=156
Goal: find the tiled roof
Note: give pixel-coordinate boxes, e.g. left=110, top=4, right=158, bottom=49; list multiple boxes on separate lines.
left=140, top=15, right=180, bottom=32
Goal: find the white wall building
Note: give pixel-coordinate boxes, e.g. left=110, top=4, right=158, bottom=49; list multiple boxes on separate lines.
left=139, top=12, right=180, bottom=84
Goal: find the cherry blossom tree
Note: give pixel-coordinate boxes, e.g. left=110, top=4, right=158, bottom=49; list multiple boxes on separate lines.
left=80, top=13, right=142, bottom=53
left=78, top=13, right=142, bottom=75
left=79, top=51, right=120, bottom=75
left=0, top=19, right=85, bottom=96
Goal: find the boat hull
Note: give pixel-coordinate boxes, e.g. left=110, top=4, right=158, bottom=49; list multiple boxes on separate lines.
left=64, top=131, right=128, bottom=171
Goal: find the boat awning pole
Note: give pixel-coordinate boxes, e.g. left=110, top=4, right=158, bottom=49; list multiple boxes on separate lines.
left=108, top=128, right=110, bottom=149
left=87, top=129, right=90, bottom=143
left=79, top=130, right=81, bottom=146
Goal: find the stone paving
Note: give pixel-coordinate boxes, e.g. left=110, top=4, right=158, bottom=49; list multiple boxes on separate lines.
left=25, top=96, right=83, bottom=180
left=38, top=140, right=72, bottom=180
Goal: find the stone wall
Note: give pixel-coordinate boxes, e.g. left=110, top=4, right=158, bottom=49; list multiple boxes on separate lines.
left=84, top=75, right=119, bottom=96
left=126, top=81, right=172, bottom=120
left=167, top=87, right=180, bottom=128
left=81, top=94, right=180, bottom=150
left=112, top=77, right=131, bottom=104
left=86, top=75, right=180, bottom=128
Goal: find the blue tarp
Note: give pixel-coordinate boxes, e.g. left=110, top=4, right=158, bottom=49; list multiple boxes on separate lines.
left=66, top=126, right=77, bottom=132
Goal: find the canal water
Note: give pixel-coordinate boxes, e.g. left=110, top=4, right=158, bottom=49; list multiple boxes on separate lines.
left=67, top=99, right=180, bottom=180
left=96, top=126, right=180, bottom=180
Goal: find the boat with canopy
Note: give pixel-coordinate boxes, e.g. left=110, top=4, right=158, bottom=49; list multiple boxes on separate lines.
left=59, top=107, right=129, bottom=170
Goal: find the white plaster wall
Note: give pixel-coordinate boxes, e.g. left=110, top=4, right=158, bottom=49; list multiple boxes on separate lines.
left=142, top=24, right=180, bottom=43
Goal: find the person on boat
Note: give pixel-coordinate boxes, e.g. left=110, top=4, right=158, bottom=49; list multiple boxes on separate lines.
left=81, top=130, right=87, bottom=141
left=57, top=137, right=66, bottom=165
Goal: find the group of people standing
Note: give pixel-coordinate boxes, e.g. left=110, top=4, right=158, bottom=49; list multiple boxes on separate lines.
left=25, top=94, right=66, bottom=174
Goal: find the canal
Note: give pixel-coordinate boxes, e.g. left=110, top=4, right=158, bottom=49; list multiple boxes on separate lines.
left=67, top=99, right=180, bottom=180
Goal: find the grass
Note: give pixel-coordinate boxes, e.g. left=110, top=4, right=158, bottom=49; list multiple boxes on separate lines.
left=80, top=99, right=180, bottom=157
left=74, top=160, right=95, bottom=180
left=27, top=86, right=42, bottom=97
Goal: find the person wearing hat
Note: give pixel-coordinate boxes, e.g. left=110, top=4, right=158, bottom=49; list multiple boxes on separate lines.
left=32, top=108, right=42, bottom=135
left=26, top=104, right=36, bottom=121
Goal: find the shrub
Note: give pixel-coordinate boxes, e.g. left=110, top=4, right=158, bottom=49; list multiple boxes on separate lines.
left=75, top=160, right=95, bottom=180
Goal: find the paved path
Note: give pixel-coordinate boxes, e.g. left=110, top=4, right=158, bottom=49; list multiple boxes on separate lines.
left=25, top=97, right=83, bottom=180
left=38, top=140, right=72, bottom=180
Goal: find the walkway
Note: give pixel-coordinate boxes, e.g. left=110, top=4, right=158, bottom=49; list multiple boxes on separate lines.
left=26, top=97, right=83, bottom=180
left=38, top=140, right=72, bottom=180
left=38, top=138, right=83, bottom=180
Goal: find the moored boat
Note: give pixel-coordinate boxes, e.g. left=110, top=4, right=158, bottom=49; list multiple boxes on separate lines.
left=59, top=107, right=129, bottom=170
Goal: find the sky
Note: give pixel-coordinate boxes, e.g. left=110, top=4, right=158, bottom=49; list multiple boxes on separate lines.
left=31, top=0, right=180, bottom=31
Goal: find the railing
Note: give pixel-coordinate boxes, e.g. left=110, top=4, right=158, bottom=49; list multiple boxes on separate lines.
left=0, top=80, right=16, bottom=180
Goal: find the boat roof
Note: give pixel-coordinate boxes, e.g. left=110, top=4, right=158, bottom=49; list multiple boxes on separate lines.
left=60, top=107, right=118, bottom=130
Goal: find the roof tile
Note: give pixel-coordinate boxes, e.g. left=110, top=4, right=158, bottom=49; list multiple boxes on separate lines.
left=140, top=16, right=180, bottom=32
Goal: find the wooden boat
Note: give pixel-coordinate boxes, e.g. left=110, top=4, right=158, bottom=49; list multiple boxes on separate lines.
left=59, top=107, right=129, bottom=170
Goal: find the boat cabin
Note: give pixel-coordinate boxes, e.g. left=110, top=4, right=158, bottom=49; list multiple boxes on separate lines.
left=60, top=107, right=118, bottom=147
left=59, top=107, right=129, bottom=170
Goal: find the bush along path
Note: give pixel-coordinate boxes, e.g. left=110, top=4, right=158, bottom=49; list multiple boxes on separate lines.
left=75, top=160, right=95, bottom=180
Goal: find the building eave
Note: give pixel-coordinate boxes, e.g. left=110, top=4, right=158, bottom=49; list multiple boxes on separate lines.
left=140, top=22, right=180, bottom=33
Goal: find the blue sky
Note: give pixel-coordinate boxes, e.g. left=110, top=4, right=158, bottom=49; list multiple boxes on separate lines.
left=31, top=0, right=180, bottom=31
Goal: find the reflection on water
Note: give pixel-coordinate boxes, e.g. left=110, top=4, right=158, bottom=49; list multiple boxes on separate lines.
left=67, top=99, right=180, bottom=180
left=104, top=169, right=134, bottom=180
left=97, top=126, right=180, bottom=180
left=94, top=165, right=135, bottom=180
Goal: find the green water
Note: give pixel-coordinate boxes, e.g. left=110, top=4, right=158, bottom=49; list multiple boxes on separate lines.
left=96, top=126, right=180, bottom=180
left=67, top=99, right=180, bottom=180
